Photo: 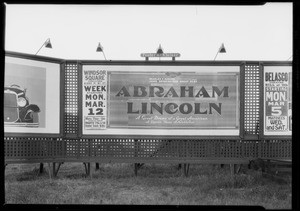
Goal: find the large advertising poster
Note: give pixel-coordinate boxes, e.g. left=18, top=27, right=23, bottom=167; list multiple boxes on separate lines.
left=109, top=72, right=238, bottom=128
left=4, top=56, right=60, bottom=134
left=82, top=65, right=240, bottom=136
left=264, top=66, right=292, bottom=136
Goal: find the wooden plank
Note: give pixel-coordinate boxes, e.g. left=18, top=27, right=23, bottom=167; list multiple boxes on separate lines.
left=54, top=162, right=63, bottom=177
left=134, top=163, right=138, bottom=176
left=47, top=163, right=52, bottom=180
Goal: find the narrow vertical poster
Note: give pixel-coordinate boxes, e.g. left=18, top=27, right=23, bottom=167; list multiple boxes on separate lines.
left=264, top=67, right=292, bottom=136
left=82, top=67, right=107, bottom=130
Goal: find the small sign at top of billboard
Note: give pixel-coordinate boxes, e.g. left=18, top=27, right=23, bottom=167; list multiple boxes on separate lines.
left=140, top=53, right=181, bottom=58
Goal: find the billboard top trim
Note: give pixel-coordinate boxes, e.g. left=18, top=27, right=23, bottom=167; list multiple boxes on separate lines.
left=5, top=51, right=292, bottom=66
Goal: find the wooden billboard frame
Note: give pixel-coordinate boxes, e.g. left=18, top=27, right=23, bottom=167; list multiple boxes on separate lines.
left=4, top=51, right=293, bottom=140
left=4, top=51, right=65, bottom=138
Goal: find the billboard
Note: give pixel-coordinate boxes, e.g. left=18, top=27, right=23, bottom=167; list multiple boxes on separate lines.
left=264, top=66, right=292, bottom=136
left=4, top=56, right=61, bottom=134
left=82, top=65, right=240, bottom=136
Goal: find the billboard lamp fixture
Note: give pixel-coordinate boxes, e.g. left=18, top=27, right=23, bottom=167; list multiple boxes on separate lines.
left=35, top=38, right=52, bottom=55
left=96, top=42, right=107, bottom=60
left=213, top=43, right=226, bottom=61
left=156, top=44, right=164, bottom=54
left=156, top=44, right=164, bottom=61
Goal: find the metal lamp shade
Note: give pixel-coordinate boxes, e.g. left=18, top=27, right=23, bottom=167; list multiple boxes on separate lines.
left=96, top=43, right=103, bottom=52
left=156, top=44, right=164, bottom=54
left=219, top=43, right=226, bottom=53
left=45, top=39, right=52, bottom=48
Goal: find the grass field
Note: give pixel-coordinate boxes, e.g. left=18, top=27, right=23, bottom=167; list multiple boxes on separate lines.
left=4, top=162, right=291, bottom=208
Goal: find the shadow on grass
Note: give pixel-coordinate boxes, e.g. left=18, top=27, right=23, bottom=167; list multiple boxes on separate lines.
left=65, top=173, right=89, bottom=179
left=15, top=168, right=48, bottom=181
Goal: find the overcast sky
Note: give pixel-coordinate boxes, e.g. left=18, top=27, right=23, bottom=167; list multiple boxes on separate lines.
left=5, top=3, right=293, bottom=61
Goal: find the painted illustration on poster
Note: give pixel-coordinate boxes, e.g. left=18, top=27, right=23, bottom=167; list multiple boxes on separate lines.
left=264, top=67, right=292, bottom=136
left=109, top=72, right=239, bottom=129
left=83, top=68, right=107, bottom=130
left=4, top=63, right=46, bottom=128
left=4, top=56, right=61, bottom=134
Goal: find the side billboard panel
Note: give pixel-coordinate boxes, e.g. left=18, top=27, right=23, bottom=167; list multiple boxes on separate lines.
left=4, top=56, right=60, bottom=134
left=264, top=66, right=292, bottom=136
left=82, top=65, right=240, bottom=136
